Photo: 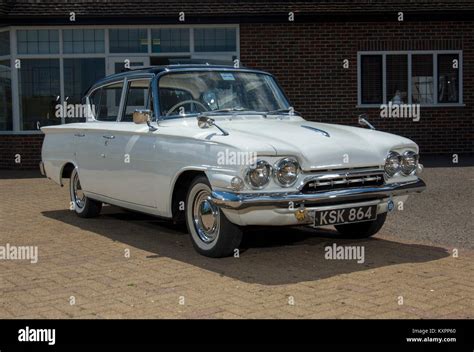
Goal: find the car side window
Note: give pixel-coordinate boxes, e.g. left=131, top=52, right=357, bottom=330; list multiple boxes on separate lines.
left=89, top=81, right=124, bottom=121
left=121, top=79, right=152, bottom=122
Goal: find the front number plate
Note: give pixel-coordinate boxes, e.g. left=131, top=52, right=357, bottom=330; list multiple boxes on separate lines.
left=314, top=205, right=377, bottom=226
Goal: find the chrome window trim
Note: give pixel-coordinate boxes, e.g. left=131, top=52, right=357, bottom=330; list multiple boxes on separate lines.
left=85, top=78, right=126, bottom=122
left=154, top=68, right=292, bottom=121
left=118, top=74, right=154, bottom=122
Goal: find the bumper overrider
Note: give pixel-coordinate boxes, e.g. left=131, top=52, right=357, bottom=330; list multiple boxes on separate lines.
left=211, top=179, right=426, bottom=210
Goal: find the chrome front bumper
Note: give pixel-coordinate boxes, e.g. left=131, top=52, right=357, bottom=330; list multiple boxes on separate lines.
left=211, top=179, right=426, bottom=210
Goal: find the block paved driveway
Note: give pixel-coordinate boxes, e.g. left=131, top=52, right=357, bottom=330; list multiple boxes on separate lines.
left=0, top=166, right=472, bottom=318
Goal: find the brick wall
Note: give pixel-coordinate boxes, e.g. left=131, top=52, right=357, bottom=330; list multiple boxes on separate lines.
left=1, top=20, right=472, bottom=169
left=240, top=21, right=473, bottom=154
left=0, top=134, right=44, bottom=169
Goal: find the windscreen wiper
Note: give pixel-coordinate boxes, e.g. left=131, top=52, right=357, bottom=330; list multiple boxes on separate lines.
left=264, top=108, right=299, bottom=116
left=202, top=107, right=247, bottom=115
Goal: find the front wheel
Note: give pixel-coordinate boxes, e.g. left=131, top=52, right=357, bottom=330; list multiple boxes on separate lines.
left=69, top=168, right=102, bottom=218
left=185, top=176, right=243, bottom=257
left=334, top=212, right=387, bottom=238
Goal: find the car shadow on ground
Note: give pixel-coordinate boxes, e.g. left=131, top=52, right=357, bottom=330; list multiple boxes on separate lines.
left=42, top=206, right=449, bottom=285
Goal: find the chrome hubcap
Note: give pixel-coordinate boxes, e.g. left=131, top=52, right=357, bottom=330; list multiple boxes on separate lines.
left=73, top=173, right=85, bottom=209
left=193, top=190, right=219, bottom=243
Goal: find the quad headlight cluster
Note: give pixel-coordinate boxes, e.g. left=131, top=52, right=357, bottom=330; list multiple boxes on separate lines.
left=245, top=157, right=300, bottom=189
left=384, top=151, right=419, bottom=177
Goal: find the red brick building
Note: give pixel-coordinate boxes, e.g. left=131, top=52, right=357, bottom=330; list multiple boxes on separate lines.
left=0, top=1, right=472, bottom=169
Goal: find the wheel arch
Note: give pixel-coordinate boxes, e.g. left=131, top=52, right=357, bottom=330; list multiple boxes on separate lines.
left=59, top=161, right=78, bottom=187
left=170, top=169, right=208, bottom=223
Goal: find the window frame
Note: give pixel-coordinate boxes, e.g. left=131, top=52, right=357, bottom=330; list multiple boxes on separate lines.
left=86, top=79, right=126, bottom=122
left=119, top=75, right=154, bottom=122
left=357, top=50, right=463, bottom=108
left=1, top=24, right=240, bottom=133
left=0, top=28, right=12, bottom=131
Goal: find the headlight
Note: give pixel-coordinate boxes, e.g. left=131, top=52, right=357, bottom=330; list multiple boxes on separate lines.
left=401, top=151, right=418, bottom=176
left=274, top=157, right=300, bottom=187
left=384, top=151, right=401, bottom=177
left=245, top=160, right=272, bottom=189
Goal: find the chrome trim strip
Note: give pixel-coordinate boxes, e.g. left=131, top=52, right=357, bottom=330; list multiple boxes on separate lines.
left=297, top=169, right=384, bottom=190
left=301, top=125, right=330, bottom=137
left=211, top=179, right=426, bottom=209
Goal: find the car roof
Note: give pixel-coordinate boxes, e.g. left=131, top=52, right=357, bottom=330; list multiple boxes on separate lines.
left=88, top=64, right=271, bottom=92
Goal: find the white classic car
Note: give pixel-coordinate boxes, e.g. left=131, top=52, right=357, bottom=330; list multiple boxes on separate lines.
left=40, top=64, right=426, bottom=257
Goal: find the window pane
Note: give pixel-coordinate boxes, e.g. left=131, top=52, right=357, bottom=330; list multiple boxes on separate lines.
left=109, top=29, right=148, bottom=53
left=92, top=82, right=123, bottom=121
left=386, top=55, right=408, bottom=104
left=122, top=80, right=151, bottom=122
left=17, top=30, right=59, bottom=54
left=0, top=31, right=10, bottom=56
left=0, top=60, right=12, bottom=130
left=151, top=29, right=189, bottom=53
left=438, top=54, right=459, bottom=103
left=194, top=28, right=237, bottom=52
left=361, top=55, right=382, bottom=104
left=412, top=54, right=434, bottom=104
left=19, top=59, right=60, bottom=130
left=64, top=58, right=105, bottom=123
left=63, top=29, right=105, bottom=54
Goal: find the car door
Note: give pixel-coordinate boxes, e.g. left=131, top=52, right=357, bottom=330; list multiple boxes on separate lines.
left=76, top=80, right=125, bottom=197
left=104, top=76, right=159, bottom=208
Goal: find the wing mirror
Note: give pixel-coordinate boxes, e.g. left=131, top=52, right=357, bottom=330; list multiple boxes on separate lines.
left=133, top=109, right=157, bottom=131
left=197, top=115, right=214, bottom=129
left=358, top=113, right=375, bottom=130
left=133, top=109, right=151, bottom=124
left=197, top=115, right=229, bottom=136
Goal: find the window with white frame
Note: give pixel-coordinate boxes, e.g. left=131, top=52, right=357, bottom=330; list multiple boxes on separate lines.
left=63, top=29, right=105, bottom=54
left=194, top=28, right=237, bottom=52
left=2, top=25, right=239, bottom=131
left=17, top=30, right=59, bottom=54
left=0, top=30, right=10, bottom=56
left=109, top=29, right=148, bottom=53
left=0, top=59, right=12, bottom=130
left=151, top=28, right=189, bottom=53
left=358, top=51, right=462, bottom=106
left=0, top=29, right=12, bottom=131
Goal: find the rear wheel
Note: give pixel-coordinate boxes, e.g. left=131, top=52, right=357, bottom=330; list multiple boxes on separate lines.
left=69, top=168, right=102, bottom=218
left=185, top=176, right=242, bottom=257
left=334, top=212, right=387, bottom=238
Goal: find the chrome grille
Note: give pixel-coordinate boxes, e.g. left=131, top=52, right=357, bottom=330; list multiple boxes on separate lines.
left=301, top=169, right=385, bottom=193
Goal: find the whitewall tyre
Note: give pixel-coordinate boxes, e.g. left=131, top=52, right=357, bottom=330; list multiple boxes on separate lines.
left=69, top=168, right=102, bottom=218
left=185, top=176, right=243, bottom=258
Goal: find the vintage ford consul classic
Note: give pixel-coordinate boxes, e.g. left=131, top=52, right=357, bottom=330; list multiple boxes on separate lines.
left=41, top=65, right=426, bottom=257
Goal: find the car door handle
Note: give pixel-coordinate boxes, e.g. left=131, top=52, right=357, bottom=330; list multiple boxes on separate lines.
left=102, top=135, right=115, bottom=139
left=74, top=133, right=85, bottom=137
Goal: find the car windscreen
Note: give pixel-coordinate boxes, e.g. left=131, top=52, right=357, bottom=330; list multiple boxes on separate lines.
left=158, top=71, right=290, bottom=118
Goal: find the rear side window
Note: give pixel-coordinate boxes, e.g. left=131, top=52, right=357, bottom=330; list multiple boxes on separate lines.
left=89, top=81, right=124, bottom=121
left=121, top=79, right=152, bottom=122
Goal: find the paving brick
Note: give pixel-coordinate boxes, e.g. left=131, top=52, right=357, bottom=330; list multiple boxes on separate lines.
left=0, top=172, right=473, bottom=318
